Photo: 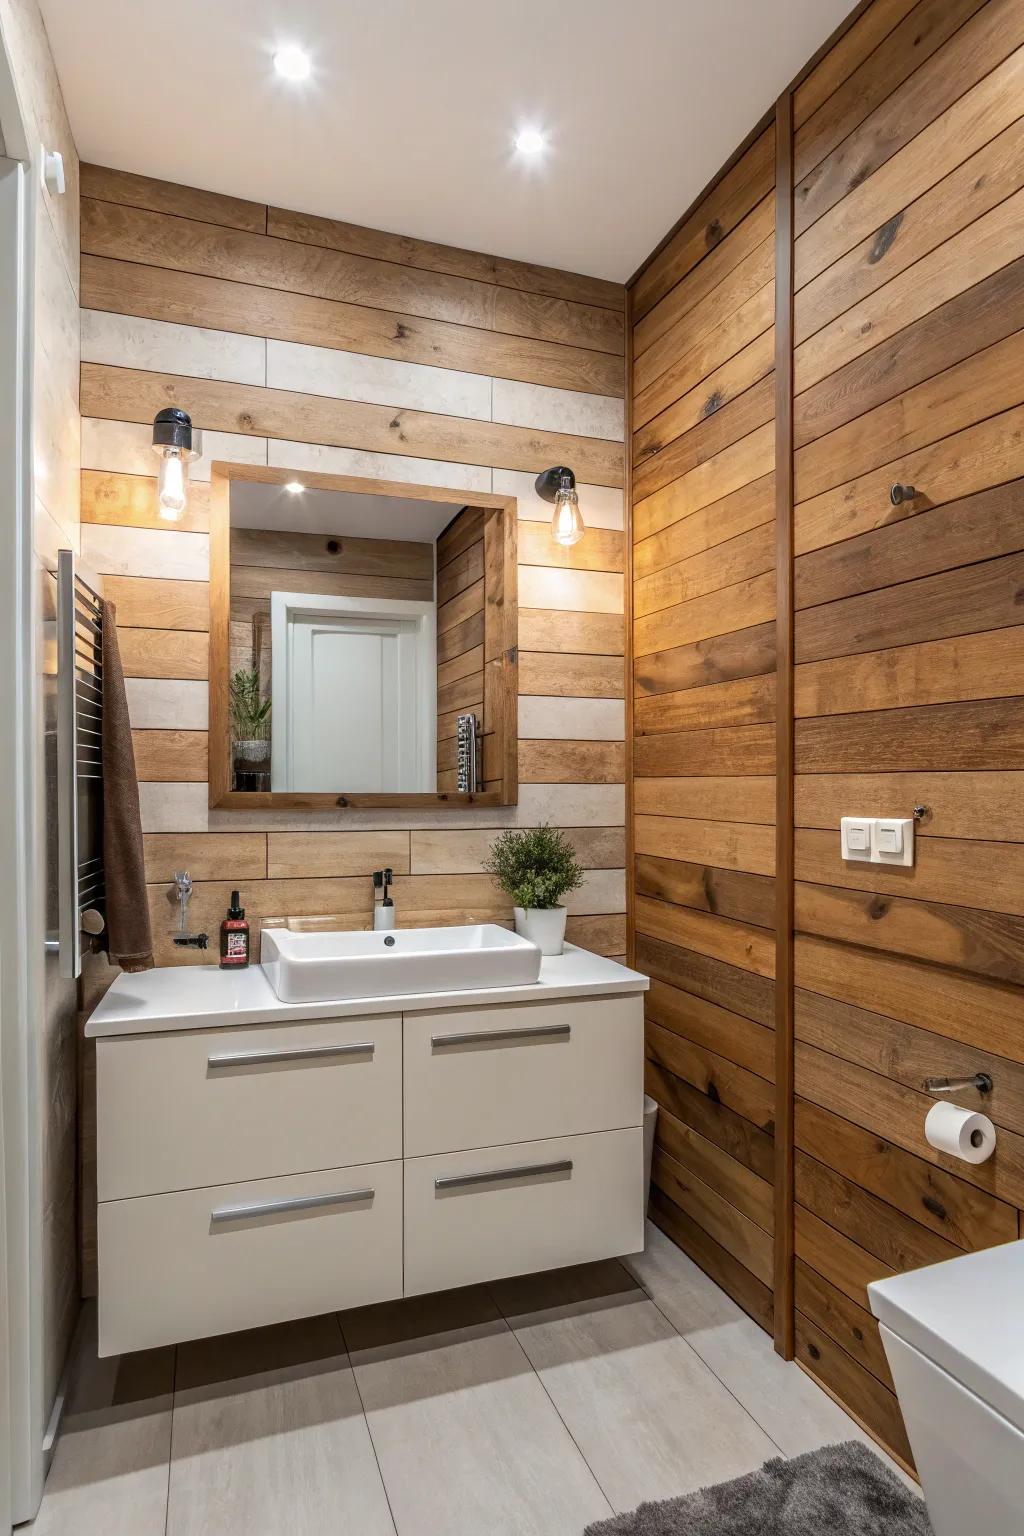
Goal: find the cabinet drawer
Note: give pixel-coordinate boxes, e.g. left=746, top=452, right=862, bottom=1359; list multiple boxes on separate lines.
left=97, top=1015, right=401, bottom=1200
left=404, top=1128, right=644, bottom=1297
left=98, top=1160, right=402, bottom=1355
left=404, top=996, right=644, bottom=1156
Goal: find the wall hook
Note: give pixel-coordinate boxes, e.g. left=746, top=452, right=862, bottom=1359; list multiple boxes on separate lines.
left=890, top=482, right=917, bottom=505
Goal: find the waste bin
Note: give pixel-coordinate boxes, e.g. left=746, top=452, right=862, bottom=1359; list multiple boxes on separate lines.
left=643, top=1094, right=658, bottom=1215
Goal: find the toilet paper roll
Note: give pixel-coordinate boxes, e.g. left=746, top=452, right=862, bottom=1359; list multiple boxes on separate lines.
left=924, top=1101, right=996, bottom=1165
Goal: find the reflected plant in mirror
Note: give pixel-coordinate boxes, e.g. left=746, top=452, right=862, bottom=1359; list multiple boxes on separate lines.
left=209, top=465, right=519, bottom=809
left=229, top=667, right=272, bottom=792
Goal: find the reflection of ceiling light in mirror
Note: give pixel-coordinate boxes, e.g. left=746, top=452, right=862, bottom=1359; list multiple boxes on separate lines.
left=273, top=45, right=311, bottom=82
left=284, top=481, right=306, bottom=495
left=514, top=127, right=547, bottom=156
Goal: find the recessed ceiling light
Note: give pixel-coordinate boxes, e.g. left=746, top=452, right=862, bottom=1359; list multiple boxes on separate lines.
left=273, top=45, right=311, bottom=82
left=284, top=480, right=306, bottom=495
left=515, top=127, right=547, bottom=156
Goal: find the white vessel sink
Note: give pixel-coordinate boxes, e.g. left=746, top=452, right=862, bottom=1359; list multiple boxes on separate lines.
left=261, top=923, right=542, bottom=1004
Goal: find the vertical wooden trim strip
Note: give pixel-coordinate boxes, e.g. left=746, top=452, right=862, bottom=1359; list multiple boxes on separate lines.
left=208, top=468, right=232, bottom=807
left=624, top=288, right=637, bottom=969
left=773, top=88, right=796, bottom=1361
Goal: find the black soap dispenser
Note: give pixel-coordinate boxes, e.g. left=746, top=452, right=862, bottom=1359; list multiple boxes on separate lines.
left=219, top=891, right=250, bottom=969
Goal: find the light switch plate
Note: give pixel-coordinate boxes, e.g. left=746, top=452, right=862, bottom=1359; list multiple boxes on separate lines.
left=841, top=817, right=873, bottom=861
left=875, top=817, right=914, bottom=866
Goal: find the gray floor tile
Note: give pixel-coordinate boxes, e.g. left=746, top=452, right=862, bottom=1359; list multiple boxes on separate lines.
left=627, top=1221, right=919, bottom=1489
left=492, top=1260, right=777, bottom=1510
left=340, top=1285, right=612, bottom=1535
left=30, top=1306, right=172, bottom=1536
left=167, top=1314, right=394, bottom=1536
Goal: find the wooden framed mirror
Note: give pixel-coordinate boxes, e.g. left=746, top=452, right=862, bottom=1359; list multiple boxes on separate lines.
left=208, top=463, right=518, bottom=809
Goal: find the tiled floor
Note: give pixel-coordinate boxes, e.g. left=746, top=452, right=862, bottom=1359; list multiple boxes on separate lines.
left=29, top=1222, right=917, bottom=1534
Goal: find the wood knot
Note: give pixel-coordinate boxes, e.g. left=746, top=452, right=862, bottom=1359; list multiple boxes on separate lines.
left=868, top=212, right=903, bottom=264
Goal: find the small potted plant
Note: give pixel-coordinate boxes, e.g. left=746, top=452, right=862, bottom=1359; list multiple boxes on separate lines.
left=229, top=667, right=271, bottom=766
left=484, top=824, right=584, bottom=956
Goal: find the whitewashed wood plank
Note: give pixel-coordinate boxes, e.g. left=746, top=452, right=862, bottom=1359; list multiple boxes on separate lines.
left=518, top=696, right=625, bottom=741
left=266, top=339, right=491, bottom=419
left=269, top=439, right=492, bottom=493
left=409, top=826, right=624, bottom=874
left=81, top=525, right=209, bottom=581
left=82, top=418, right=268, bottom=479
left=518, top=566, right=624, bottom=614
left=492, top=379, right=624, bottom=442
left=82, top=310, right=266, bottom=386
left=494, top=469, right=624, bottom=528
left=567, top=868, right=626, bottom=915
left=125, top=679, right=208, bottom=730
left=138, top=782, right=210, bottom=833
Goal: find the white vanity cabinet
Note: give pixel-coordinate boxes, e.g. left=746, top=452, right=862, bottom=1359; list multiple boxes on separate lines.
left=92, top=980, right=646, bottom=1356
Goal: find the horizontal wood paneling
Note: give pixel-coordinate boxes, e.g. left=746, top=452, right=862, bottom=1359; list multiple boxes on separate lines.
left=80, top=365, right=623, bottom=487
left=84, top=167, right=625, bottom=984
left=628, top=0, right=1024, bottom=1463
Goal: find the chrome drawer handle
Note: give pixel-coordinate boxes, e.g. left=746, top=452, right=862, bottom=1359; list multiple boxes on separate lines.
left=207, top=1041, right=374, bottom=1068
left=210, top=1187, right=374, bottom=1224
left=430, top=1024, right=571, bottom=1048
left=435, top=1158, right=572, bottom=1192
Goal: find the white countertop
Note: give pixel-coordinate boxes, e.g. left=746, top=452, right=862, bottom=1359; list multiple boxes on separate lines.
left=85, top=945, right=649, bottom=1038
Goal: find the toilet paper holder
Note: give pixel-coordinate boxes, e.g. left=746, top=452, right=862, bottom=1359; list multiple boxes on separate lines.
left=924, top=1072, right=993, bottom=1095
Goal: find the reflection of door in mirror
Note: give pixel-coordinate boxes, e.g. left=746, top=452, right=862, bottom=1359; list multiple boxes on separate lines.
left=212, top=466, right=518, bottom=808
left=270, top=594, right=435, bottom=792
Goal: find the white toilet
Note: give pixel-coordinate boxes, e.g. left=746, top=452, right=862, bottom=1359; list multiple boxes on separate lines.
left=869, top=1240, right=1024, bottom=1535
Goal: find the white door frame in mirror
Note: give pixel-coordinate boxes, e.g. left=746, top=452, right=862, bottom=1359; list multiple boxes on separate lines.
left=270, top=592, right=437, bottom=794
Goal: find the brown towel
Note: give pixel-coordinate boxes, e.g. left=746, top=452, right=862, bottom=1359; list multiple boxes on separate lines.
left=101, top=600, right=154, bottom=972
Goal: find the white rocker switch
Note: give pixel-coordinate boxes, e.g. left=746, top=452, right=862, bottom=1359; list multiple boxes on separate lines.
left=841, top=817, right=872, bottom=861
left=876, top=817, right=914, bottom=866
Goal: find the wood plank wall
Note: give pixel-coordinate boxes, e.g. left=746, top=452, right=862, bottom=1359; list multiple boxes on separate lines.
left=630, top=0, right=1024, bottom=1466
left=630, top=126, right=779, bottom=1335
left=78, top=166, right=627, bottom=971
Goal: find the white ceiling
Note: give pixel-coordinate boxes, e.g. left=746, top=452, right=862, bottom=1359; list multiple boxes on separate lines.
left=230, top=481, right=462, bottom=542
left=40, top=0, right=854, bottom=281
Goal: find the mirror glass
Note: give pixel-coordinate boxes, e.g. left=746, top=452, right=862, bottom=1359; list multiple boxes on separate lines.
left=221, top=474, right=514, bottom=801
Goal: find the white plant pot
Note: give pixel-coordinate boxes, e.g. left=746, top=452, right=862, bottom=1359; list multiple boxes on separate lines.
left=515, top=905, right=568, bottom=956
left=234, top=737, right=270, bottom=763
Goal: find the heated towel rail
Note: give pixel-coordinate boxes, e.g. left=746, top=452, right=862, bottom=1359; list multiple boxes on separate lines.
left=55, top=549, right=105, bottom=978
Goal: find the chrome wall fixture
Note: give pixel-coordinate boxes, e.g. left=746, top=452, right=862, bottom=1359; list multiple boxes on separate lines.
left=456, top=711, right=479, bottom=793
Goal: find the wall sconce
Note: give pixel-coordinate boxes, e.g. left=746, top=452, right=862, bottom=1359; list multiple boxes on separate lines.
left=536, top=465, right=585, bottom=548
left=152, top=408, right=199, bottom=521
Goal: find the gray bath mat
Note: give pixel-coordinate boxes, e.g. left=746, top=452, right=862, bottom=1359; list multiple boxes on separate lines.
left=584, top=1441, right=931, bottom=1535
